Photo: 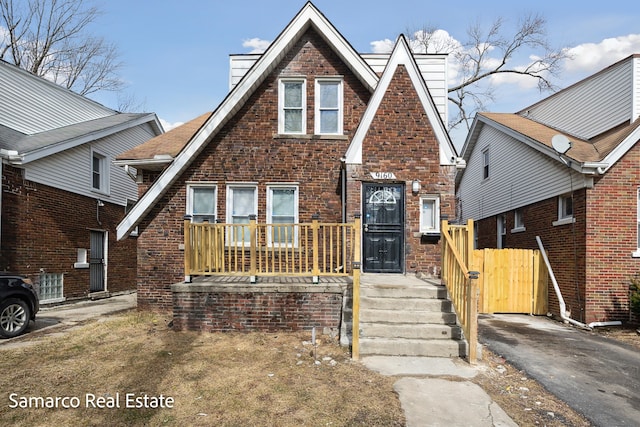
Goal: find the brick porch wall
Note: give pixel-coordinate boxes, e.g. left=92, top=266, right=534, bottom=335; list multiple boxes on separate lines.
left=171, top=282, right=345, bottom=332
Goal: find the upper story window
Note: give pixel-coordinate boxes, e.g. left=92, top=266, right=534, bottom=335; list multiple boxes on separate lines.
left=91, top=149, right=109, bottom=194
left=482, top=148, right=490, bottom=180
left=267, top=185, right=299, bottom=246
left=553, top=193, right=575, bottom=226
left=279, top=78, right=306, bottom=134
left=419, top=195, right=440, bottom=235
left=226, top=184, right=258, bottom=244
left=315, top=78, right=343, bottom=135
left=187, top=184, right=217, bottom=223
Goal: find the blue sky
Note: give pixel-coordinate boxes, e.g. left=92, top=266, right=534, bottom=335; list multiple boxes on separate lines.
left=91, top=1, right=640, bottom=148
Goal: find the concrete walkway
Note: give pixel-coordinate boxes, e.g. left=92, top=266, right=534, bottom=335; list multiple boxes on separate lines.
left=362, top=356, right=517, bottom=427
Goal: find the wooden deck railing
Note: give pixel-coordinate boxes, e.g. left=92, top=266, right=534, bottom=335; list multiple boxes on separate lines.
left=183, top=215, right=359, bottom=283
left=441, top=219, right=478, bottom=363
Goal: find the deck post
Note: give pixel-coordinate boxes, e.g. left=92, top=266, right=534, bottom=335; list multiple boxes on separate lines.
left=249, top=214, right=257, bottom=283
left=352, top=213, right=361, bottom=360
left=183, top=215, right=192, bottom=283
left=311, top=214, right=320, bottom=283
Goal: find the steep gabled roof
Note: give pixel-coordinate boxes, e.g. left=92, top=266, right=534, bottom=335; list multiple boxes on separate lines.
left=117, top=2, right=380, bottom=240
left=345, top=35, right=457, bottom=165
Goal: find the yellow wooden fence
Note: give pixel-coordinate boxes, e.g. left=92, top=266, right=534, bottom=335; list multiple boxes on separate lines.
left=474, top=248, right=548, bottom=315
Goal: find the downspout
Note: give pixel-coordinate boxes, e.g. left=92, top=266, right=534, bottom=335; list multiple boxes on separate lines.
left=536, top=236, right=591, bottom=330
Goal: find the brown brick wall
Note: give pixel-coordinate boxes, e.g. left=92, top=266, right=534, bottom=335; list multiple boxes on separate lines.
left=346, top=65, right=456, bottom=277
left=1, top=165, right=137, bottom=299
left=172, top=289, right=343, bottom=332
left=136, top=29, right=372, bottom=311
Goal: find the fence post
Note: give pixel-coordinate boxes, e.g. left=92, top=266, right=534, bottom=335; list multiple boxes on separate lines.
left=352, top=213, right=361, bottom=360
left=183, top=215, right=192, bottom=283
left=249, top=214, right=257, bottom=283
left=311, top=214, right=320, bottom=283
left=467, top=270, right=480, bottom=364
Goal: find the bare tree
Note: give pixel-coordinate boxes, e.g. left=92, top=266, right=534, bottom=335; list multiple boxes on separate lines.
left=0, top=0, right=123, bottom=95
left=407, top=13, right=570, bottom=132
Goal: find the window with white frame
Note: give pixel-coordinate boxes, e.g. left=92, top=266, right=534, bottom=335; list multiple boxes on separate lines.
left=315, top=78, right=343, bottom=134
left=279, top=78, right=306, bottom=134
left=482, top=148, right=490, bottom=180
left=226, top=184, right=257, bottom=244
left=553, top=193, right=575, bottom=226
left=419, top=195, right=440, bottom=234
left=512, top=209, right=525, bottom=232
left=91, top=149, right=109, bottom=193
left=267, top=185, right=298, bottom=246
left=187, top=184, right=217, bottom=223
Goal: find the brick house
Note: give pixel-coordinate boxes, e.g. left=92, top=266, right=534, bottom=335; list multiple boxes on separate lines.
left=456, top=54, right=640, bottom=324
left=116, top=2, right=460, bottom=332
left=0, top=59, right=163, bottom=303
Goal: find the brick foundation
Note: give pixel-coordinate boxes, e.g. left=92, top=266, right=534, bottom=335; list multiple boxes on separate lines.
left=171, top=282, right=346, bottom=332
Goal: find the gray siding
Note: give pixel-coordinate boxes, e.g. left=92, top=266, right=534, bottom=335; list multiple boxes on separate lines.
left=24, top=123, right=156, bottom=206
left=634, top=57, right=640, bottom=122
left=525, top=59, right=634, bottom=139
left=229, top=53, right=448, bottom=123
left=0, top=62, right=114, bottom=135
left=457, top=124, right=587, bottom=222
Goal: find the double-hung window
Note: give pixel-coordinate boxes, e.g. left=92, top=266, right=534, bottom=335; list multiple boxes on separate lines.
left=226, top=184, right=257, bottom=244
left=635, top=188, right=640, bottom=257
left=91, top=148, right=109, bottom=194
left=482, top=148, right=490, bottom=180
left=267, top=185, right=298, bottom=246
left=419, top=195, right=440, bottom=235
left=279, top=78, right=306, bottom=134
left=553, top=193, right=575, bottom=226
left=315, top=78, right=343, bottom=135
left=187, top=184, right=217, bottom=223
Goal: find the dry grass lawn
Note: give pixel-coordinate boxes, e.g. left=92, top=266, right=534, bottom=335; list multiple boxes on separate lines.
left=0, top=312, right=404, bottom=426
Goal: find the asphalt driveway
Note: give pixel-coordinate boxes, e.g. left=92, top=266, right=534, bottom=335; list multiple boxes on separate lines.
left=479, top=314, right=640, bottom=427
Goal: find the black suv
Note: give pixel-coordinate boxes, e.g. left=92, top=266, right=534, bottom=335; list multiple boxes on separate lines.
left=0, top=273, right=39, bottom=338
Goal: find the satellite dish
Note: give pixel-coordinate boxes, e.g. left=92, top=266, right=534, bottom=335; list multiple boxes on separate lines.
left=551, top=134, right=572, bottom=154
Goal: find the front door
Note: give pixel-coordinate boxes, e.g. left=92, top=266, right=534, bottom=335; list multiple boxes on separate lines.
left=363, top=184, right=404, bottom=272
left=89, top=230, right=106, bottom=292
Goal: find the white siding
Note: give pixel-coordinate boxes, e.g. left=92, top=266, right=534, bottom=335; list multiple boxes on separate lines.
left=633, top=57, right=640, bottom=122
left=229, top=53, right=448, bottom=123
left=0, top=62, right=114, bottom=135
left=24, top=123, right=156, bottom=206
left=457, top=124, right=588, bottom=222
left=525, top=58, right=634, bottom=139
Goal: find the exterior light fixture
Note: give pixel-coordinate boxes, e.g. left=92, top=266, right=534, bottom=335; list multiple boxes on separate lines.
left=411, top=180, right=421, bottom=194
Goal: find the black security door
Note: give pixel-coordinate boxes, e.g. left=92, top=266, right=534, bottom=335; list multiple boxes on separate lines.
left=89, top=230, right=105, bottom=292
left=363, top=184, right=404, bottom=272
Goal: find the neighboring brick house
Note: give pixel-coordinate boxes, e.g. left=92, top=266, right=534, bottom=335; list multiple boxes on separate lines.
left=0, top=59, right=163, bottom=303
left=116, top=3, right=459, bottom=330
left=456, top=54, right=640, bottom=324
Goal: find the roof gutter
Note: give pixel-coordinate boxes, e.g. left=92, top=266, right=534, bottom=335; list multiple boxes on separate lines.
left=581, top=162, right=609, bottom=175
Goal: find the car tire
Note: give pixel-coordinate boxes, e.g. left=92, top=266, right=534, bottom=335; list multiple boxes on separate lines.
left=0, top=298, right=31, bottom=338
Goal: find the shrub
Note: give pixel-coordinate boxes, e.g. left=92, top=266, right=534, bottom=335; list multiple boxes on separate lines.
left=630, top=275, right=640, bottom=318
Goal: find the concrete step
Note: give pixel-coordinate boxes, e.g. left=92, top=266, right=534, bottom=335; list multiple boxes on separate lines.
left=360, top=323, right=462, bottom=340
left=359, top=337, right=467, bottom=358
left=360, top=308, right=458, bottom=325
left=360, top=296, right=452, bottom=312
left=360, top=283, right=448, bottom=299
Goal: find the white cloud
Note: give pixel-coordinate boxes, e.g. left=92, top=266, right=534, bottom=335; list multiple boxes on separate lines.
left=370, top=38, right=394, bottom=53
left=160, top=118, right=184, bottom=132
left=563, top=34, right=640, bottom=75
left=242, top=38, right=271, bottom=54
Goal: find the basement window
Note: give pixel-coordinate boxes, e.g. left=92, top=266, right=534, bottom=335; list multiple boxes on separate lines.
left=553, top=194, right=575, bottom=226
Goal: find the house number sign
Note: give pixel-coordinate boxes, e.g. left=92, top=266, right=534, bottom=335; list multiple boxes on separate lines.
left=370, top=172, right=396, bottom=180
